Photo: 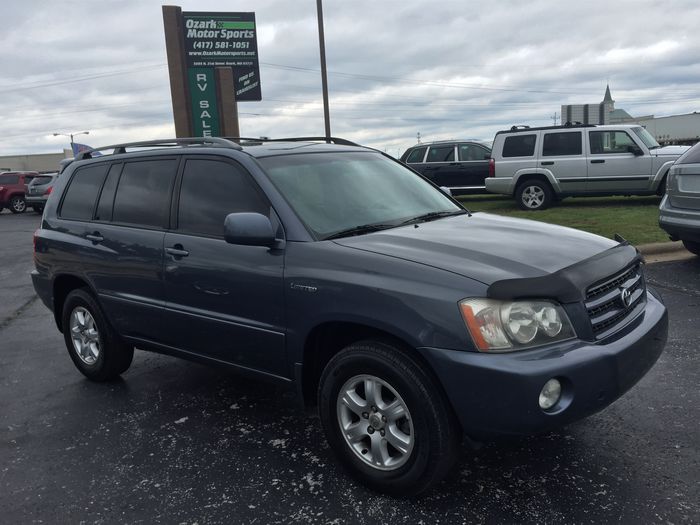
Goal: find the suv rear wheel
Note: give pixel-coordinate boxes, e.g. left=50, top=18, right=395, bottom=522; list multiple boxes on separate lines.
left=9, top=196, right=26, bottom=214
left=318, top=340, right=460, bottom=496
left=682, top=240, right=700, bottom=256
left=515, top=180, right=553, bottom=210
left=62, top=288, right=134, bottom=381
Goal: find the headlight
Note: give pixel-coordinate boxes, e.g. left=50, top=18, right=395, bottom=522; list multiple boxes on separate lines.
left=459, top=298, right=575, bottom=352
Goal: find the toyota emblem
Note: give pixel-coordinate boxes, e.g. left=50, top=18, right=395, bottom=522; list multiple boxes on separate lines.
left=620, top=286, right=632, bottom=307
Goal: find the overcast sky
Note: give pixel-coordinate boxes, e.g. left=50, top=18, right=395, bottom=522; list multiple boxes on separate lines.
left=2, top=0, right=699, bottom=157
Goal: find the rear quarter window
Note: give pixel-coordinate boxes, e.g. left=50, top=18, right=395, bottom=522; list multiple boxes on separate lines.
left=59, top=164, right=109, bottom=220
left=405, top=147, right=427, bottom=163
left=502, top=135, right=537, bottom=157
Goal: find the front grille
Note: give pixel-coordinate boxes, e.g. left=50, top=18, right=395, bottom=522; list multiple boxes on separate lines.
left=585, top=263, right=646, bottom=339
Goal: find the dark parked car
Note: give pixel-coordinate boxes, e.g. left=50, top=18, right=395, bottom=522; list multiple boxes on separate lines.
left=32, top=137, right=667, bottom=496
left=400, top=140, right=492, bottom=195
left=25, top=173, right=59, bottom=213
left=0, top=171, right=38, bottom=213
left=659, top=141, right=700, bottom=256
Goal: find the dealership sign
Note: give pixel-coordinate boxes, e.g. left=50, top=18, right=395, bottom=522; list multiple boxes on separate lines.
left=182, top=12, right=262, bottom=102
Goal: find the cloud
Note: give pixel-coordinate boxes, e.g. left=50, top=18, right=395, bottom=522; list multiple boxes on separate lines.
left=1, top=0, right=699, bottom=157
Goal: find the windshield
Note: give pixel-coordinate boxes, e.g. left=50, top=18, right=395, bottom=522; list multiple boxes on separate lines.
left=632, top=127, right=660, bottom=149
left=259, top=151, right=462, bottom=239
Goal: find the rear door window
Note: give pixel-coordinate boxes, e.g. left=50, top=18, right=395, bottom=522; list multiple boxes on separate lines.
left=502, top=135, right=537, bottom=157
left=405, top=147, right=427, bottom=163
left=177, top=159, right=268, bottom=238
left=542, top=132, right=583, bottom=156
left=112, top=159, right=178, bottom=228
left=59, top=164, right=109, bottom=220
left=426, top=145, right=455, bottom=163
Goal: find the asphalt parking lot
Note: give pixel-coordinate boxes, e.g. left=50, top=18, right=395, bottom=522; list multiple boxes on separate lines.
left=1, top=210, right=699, bottom=524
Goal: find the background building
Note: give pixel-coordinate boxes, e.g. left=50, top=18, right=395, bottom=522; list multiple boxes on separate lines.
left=561, top=85, right=700, bottom=145
left=0, top=150, right=71, bottom=173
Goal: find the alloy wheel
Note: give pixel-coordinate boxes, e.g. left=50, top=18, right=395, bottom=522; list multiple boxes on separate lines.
left=69, top=306, right=101, bottom=365
left=336, top=374, right=414, bottom=471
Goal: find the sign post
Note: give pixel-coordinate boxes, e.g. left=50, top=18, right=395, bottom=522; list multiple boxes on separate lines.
left=162, top=6, right=261, bottom=138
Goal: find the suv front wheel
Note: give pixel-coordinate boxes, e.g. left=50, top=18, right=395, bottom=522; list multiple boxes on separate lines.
left=318, top=340, right=460, bottom=496
left=515, top=180, right=553, bottom=210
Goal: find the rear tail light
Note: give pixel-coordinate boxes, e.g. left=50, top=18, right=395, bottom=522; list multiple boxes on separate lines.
left=488, top=158, right=495, bottom=177
left=44, top=186, right=53, bottom=196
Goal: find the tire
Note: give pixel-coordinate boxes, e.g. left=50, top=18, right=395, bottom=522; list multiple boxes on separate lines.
left=682, top=240, right=700, bottom=256
left=32, top=205, right=44, bottom=214
left=9, top=196, right=26, bottom=214
left=318, top=340, right=460, bottom=496
left=515, top=180, right=553, bottom=210
left=656, top=175, right=667, bottom=196
left=62, top=288, right=134, bottom=381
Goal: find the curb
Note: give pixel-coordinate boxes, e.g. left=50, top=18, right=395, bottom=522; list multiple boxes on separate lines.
left=636, top=241, right=685, bottom=256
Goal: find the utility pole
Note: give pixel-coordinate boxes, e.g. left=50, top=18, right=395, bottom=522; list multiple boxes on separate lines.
left=416, top=131, right=421, bottom=143
left=551, top=112, right=559, bottom=126
left=316, top=0, right=331, bottom=140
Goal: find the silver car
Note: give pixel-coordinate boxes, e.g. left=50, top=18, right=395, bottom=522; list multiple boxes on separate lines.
left=25, top=173, right=58, bottom=213
left=486, top=124, right=689, bottom=210
left=659, top=142, right=700, bottom=255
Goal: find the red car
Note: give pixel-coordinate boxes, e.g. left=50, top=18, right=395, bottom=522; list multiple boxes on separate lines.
left=0, top=171, right=39, bottom=214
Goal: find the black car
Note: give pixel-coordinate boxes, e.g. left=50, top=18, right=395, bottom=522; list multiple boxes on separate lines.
left=400, top=140, right=492, bottom=195
left=32, top=137, right=667, bottom=496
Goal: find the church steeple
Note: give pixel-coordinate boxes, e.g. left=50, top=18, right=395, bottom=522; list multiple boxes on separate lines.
left=603, top=84, right=614, bottom=104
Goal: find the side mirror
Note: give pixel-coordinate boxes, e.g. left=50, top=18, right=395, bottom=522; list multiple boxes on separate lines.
left=224, top=212, right=275, bottom=247
left=439, top=186, right=452, bottom=196
left=627, top=144, right=644, bottom=156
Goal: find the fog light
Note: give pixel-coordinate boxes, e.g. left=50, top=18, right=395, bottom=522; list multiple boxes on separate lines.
left=539, top=378, right=561, bottom=410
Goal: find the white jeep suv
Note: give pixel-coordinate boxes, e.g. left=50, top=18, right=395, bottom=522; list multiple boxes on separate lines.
left=486, top=124, right=689, bottom=210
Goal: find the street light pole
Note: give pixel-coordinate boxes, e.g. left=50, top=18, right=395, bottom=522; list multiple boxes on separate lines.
left=316, top=0, right=331, bottom=141
left=53, top=131, right=89, bottom=154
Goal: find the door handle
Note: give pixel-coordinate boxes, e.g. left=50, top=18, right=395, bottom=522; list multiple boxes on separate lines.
left=541, top=161, right=554, bottom=166
left=166, top=245, right=189, bottom=258
left=591, top=159, right=605, bottom=164
left=86, top=232, right=103, bottom=243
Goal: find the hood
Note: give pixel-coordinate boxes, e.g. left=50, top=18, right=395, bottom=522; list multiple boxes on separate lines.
left=333, top=213, right=617, bottom=285
left=653, top=145, right=690, bottom=156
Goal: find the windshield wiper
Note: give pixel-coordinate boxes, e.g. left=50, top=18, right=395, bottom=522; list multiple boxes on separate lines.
left=323, top=223, right=396, bottom=240
left=399, top=209, right=468, bottom=226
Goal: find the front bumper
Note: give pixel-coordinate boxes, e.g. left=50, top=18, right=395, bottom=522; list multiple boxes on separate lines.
left=659, top=195, right=700, bottom=242
left=420, top=291, right=667, bottom=438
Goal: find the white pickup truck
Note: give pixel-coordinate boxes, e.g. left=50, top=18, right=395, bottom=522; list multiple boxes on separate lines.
left=485, top=124, right=689, bottom=210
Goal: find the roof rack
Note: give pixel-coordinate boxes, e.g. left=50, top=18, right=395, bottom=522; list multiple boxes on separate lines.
left=495, top=123, right=598, bottom=135
left=74, top=137, right=242, bottom=161
left=225, top=136, right=361, bottom=147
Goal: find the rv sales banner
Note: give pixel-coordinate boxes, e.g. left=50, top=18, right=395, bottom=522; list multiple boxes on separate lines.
left=182, top=11, right=262, bottom=101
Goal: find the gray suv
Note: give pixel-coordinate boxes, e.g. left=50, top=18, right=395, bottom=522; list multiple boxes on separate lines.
left=659, top=141, right=700, bottom=255
left=486, top=124, right=689, bottom=210
left=32, top=137, right=667, bottom=495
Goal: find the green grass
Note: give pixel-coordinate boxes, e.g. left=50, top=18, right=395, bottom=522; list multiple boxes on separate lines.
left=456, top=194, right=669, bottom=246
